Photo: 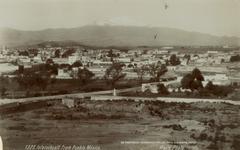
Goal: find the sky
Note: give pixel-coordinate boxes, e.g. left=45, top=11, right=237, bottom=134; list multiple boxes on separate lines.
left=0, top=0, right=239, bottom=37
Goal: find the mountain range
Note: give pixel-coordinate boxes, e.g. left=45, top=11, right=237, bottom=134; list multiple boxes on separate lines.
left=0, top=25, right=239, bottom=47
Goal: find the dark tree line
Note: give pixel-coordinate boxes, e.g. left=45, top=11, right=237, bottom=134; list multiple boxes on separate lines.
left=133, top=63, right=168, bottom=83
left=181, top=68, right=233, bottom=97
left=17, top=71, right=51, bottom=96
left=200, top=81, right=233, bottom=97
left=77, top=67, right=94, bottom=85
left=230, top=55, right=240, bottom=62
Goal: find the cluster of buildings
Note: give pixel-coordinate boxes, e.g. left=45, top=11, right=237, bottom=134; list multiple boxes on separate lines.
left=1, top=45, right=240, bottom=90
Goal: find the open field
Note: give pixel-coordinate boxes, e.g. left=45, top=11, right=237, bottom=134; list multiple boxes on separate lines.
left=0, top=99, right=239, bottom=150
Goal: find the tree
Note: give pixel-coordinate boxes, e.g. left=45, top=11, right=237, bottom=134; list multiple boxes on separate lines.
left=148, top=63, right=167, bottom=82
left=204, top=81, right=233, bottom=97
left=17, top=72, right=37, bottom=96
left=59, top=63, right=71, bottom=70
left=54, top=49, right=61, bottom=58
left=169, top=54, right=181, bottom=66
left=231, top=136, right=240, bottom=150
left=181, top=73, right=194, bottom=90
left=18, top=65, right=24, bottom=74
left=28, top=49, right=38, bottom=56
left=50, top=64, right=59, bottom=75
left=49, top=77, right=57, bottom=90
left=1, top=87, right=7, bottom=97
left=107, top=49, right=117, bottom=58
left=184, top=54, right=191, bottom=60
left=45, top=59, right=59, bottom=75
left=157, top=83, right=169, bottom=95
left=127, top=63, right=134, bottom=68
left=46, top=58, right=54, bottom=65
left=192, top=68, right=204, bottom=81
left=134, top=65, right=148, bottom=83
left=77, top=68, right=94, bottom=85
left=17, top=69, right=51, bottom=96
left=134, top=52, right=138, bottom=58
left=184, top=54, right=191, bottom=64
left=191, top=80, right=203, bottom=90
left=230, top=55, right=240, bottom=62
left=165, top=59, right=170, bottom=66
left=72, top=61, right=83, bottom=68
left=181, top=68, right=204, bottom=91
left=205, top=81, right=214, bottom=91
left=104, top=63, right=126, bottom=88
left=35, top=74, right=50, bottom=93
left=19, top=50, right=29, bottom=56
left=62, top=49, right=75, bottom=58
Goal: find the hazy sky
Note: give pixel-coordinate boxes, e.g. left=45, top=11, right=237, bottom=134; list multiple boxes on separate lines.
left=0, top=0, right=239, bottom=37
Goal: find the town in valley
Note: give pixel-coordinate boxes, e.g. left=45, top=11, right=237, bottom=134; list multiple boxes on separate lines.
left=0, top=0, right=240, bottom=149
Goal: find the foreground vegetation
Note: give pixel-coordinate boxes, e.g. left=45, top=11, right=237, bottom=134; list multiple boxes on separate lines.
left=0, top=99, right=239, bottom=150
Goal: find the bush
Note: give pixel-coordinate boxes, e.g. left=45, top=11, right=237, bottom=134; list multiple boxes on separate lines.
left=58, top=90, right=69, bottom=94
left=110, top=114, right=126, bottom=119
left=208, top=135, right=213, bottom=141
left=190, top=133, right=195, bottom=139
left=230, top=55, right=240, bottom=62
left=231, top=137, right=240, bottom=150
left=219, top=135, right=226, bottom=142
left=157, top=83, right=169, bottom=95
left=75, top=106, right=89, bottom=112
left=163, top=124, right=184, bottom=131
left=204, top=82, right=233, bottom=97
left=90, top=114, right=108, bottom=119
left=207, top=142, right=218, bottom=150
left=198, top=133, right=208, bottom=141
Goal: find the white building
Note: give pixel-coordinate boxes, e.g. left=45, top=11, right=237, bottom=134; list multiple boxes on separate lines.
left=56, top=69, right=72, bottom=79
left=68, top=55, right=79, bottom=65
left=203, top=74, right=230, bottom=86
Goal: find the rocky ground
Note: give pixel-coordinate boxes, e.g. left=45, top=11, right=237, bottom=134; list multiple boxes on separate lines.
left=0, top=99, right=239, bottom=150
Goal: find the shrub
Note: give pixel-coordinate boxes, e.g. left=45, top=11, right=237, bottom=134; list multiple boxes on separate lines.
left=198, top=133, right=208, bottom=141
left=190, top=133, right=195, bottom=139
left=163, top=124, right=184, bottom=131
left=207, top=142, right=218, bottom=150
left=231, top=136, right=240, bottom=150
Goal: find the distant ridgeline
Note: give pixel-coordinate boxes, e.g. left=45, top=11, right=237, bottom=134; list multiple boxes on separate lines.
left=1, top=25, right=240, bottom=47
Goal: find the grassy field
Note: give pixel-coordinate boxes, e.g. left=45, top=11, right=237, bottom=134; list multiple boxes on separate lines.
left=0, top=99, right=239, bottom=150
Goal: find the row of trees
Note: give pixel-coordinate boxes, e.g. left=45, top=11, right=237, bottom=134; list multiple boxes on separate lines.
left=181, top=68, right=233, bottom=97
left=76, top=62, right=168, bottom=88
left=17, top=71, right=55, bottom=96
left=134, top=63, right=167, bottom=83
left=18, top=49, right=38, bottom=57
left=230, top=55, right=240, bottom=62
left=101, top=61, right=169, bottom=88
left=17, top=58, right=92, bottom=93
left=54, top=49, right=76, bottom=58
left=15, top=60, right=234, bottom=98
left=200, top=81, right=233, bottom=97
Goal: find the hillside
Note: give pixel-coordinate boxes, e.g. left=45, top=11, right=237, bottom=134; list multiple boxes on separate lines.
left=0, top=25, right=239, bottom=47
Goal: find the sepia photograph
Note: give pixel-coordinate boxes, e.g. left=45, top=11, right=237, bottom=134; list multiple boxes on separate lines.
left=0, top=0, right=240, bottom=150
